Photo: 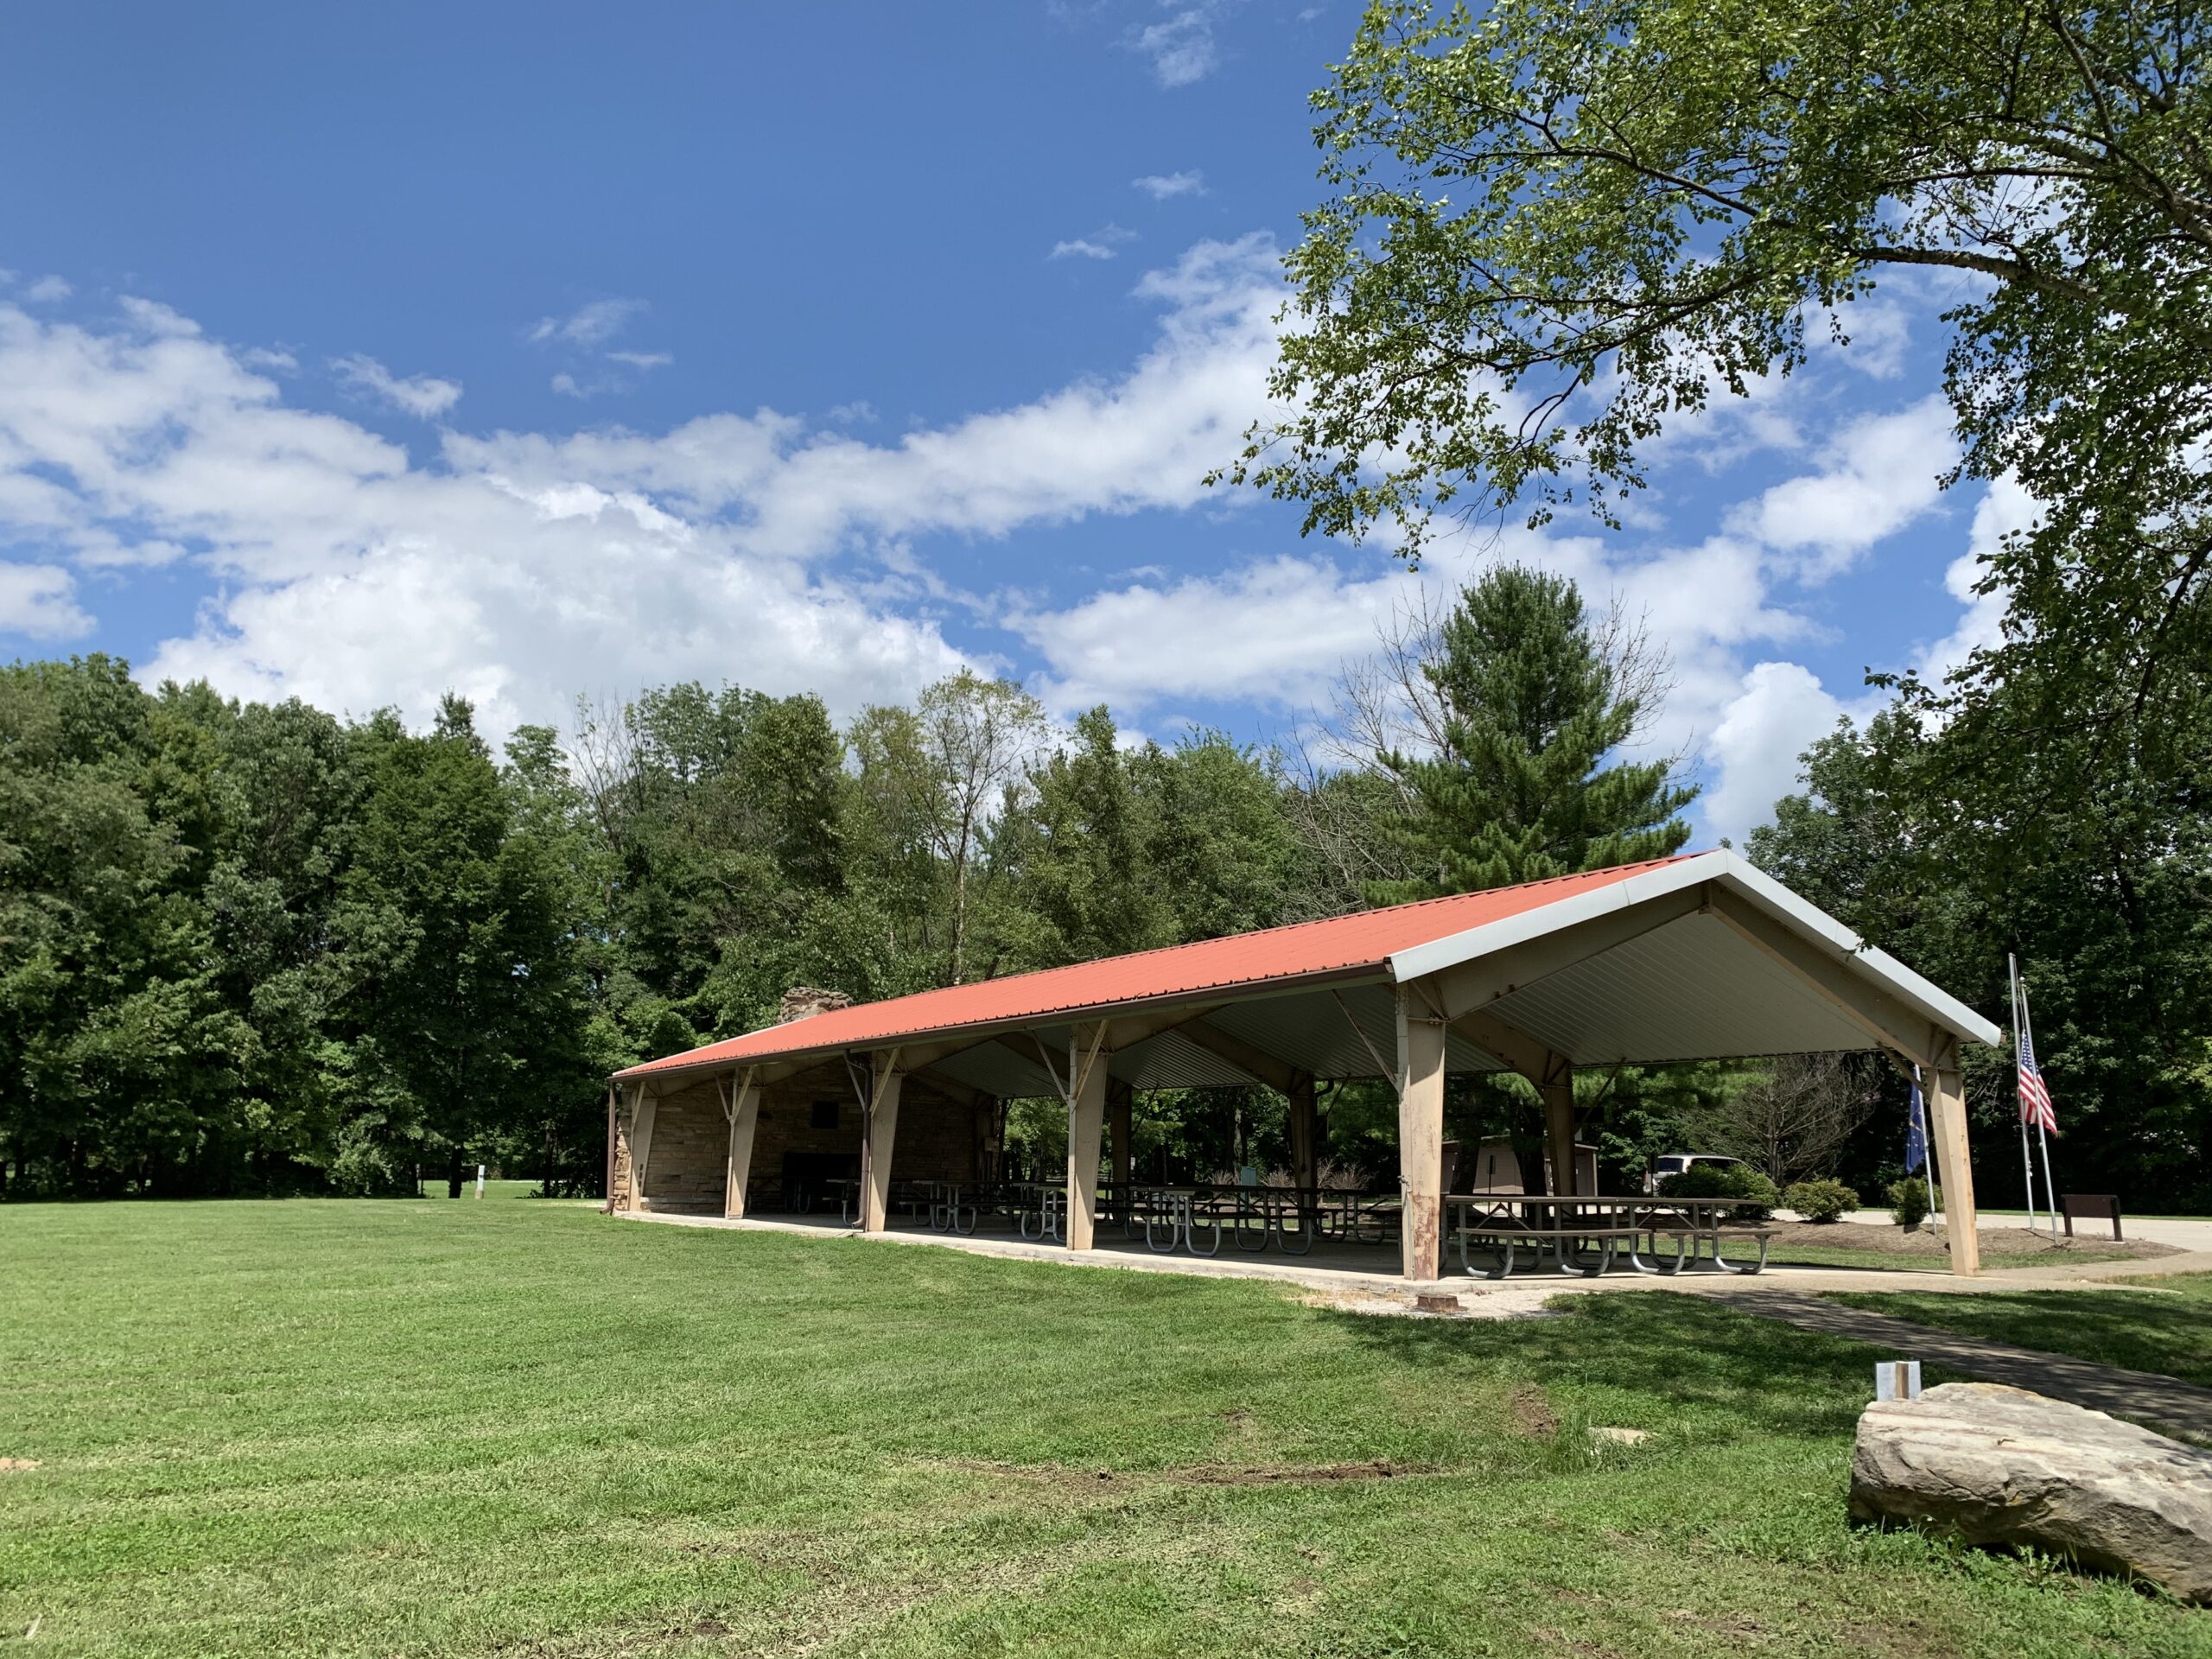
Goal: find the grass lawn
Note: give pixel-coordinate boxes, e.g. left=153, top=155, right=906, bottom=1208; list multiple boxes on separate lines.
left=1827, top=1274, right=2212, bottom=1392
left=1762, top=1243, right=2158, bottom=1274
left=410, top=1178, right=543, bottom=1201
left=4, top=1203, right=2209, bottom=1658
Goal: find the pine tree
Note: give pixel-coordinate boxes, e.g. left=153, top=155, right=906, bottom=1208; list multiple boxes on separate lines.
left=1370, top=566, right=1695, bottom=902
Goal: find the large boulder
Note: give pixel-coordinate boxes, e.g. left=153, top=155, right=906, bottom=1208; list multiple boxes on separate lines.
left=1851, top=1382, right=2212, bottom=1604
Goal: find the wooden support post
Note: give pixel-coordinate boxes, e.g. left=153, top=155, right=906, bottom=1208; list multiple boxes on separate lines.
left=1926, top=1063, right=1980, bottom=1275
left=1108, top=1077, right=1133, bottom=1224
left=1397, top=983, right=1447, bottom=1281
left=628, top=1084, right=656, bottom=1213
left=722, top=1069, right=760, bottom=1220
left=1288, top=1071, right=1318, bottom=1202
left=1541, top=1067, right=1577, bottom=1198
left=861, top=1053, right=902, bottom=1234
left=1066, top=1022, right=1109, bottom=1251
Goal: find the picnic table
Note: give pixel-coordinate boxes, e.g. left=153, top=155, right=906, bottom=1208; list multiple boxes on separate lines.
left=1000, top=1179, right=1067, bottom=1242
left=1120, top=1185, right=1401, bottom=1257
left=1447, top=1193, right=1778, bottom=1280
left=915, top=1180, right=978, bottom=1235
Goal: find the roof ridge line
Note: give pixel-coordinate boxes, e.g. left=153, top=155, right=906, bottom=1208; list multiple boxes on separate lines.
left=732, top=852, right=1702, bottom=1041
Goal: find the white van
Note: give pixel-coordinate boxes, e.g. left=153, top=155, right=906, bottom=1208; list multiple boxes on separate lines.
left=1646, top=1154, right=1745, bottom=1194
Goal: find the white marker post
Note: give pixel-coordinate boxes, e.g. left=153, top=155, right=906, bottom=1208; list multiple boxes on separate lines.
left=1874, top=1360, right=1923, bottom=1402
left=475, top=1163, right=486, bottom=1199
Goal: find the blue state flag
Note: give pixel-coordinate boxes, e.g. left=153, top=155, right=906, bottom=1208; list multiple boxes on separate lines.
left=1904, top=1077, right=1929, bottom=1175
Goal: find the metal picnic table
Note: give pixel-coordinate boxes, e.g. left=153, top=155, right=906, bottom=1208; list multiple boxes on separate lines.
left=1122, top=1184, right=1402, bottom=1257
left=1446, top=1192, right=1777, bottom=1279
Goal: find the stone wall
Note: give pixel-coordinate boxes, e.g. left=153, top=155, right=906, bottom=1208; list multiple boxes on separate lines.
left=613, top=1059, right=982, bottom=1214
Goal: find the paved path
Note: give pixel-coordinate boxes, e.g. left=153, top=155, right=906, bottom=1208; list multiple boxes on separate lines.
left=1838, top=1208, right=2212, bottom=1252
left=1725, top=1290, right=2212, bottom=1442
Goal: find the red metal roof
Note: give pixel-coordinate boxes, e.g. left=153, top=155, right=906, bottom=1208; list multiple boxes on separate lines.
left=614, top=855, right=1694, bottom=1080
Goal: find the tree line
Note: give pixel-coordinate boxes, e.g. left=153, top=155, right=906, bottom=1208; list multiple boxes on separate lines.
left=0, top=567, right=1692, bottom=1201
left=7, top=554, right=2200, bottom=1209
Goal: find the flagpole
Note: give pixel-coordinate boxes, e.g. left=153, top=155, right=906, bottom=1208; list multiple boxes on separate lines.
left=1913, top=1064, right=1940, bottom=1228
left=2020, top=972, right=2061, bottom=1226
left=2009, top=953, right=2041, bottom=1232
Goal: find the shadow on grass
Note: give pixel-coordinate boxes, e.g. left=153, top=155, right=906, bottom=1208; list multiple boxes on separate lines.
left=1315, top=1292, right=1886, bottom=1442
left=1826, top=1284, right=2212, bottom=1392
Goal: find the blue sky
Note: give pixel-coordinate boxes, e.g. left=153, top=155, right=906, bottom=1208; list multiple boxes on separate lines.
left=0, top=2, right=2012, bottom=845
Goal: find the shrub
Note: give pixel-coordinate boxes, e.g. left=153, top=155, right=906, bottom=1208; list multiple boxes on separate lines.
left=1887, top=1176, right=1931, bottom=1230
left=1657, top=1161, right=1778, bottom=1220
left=1782, top=1179, right=1860, bottom=1224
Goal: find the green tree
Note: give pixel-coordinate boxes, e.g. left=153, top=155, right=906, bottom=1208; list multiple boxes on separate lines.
left=0, top=658, right=247, bottom=1197
left=341, top=697, right=584, bottom=1197
left=1751, top=699, right=2212, bottom=1210
left=1369, top=566, right=1694, bottom=900
left=1141, top=733, right=1298, bottom=943
left=574, top=683, right=875, bottom=1039
left=849, top=671, right=1048, bottom=986
left=984, top=713, right=1299, bottom=974
left=192, top=690, right=372, bottom=1190
left=1230, top=0, right=2210, bottom=789
left=985, top=708, right=1175, bottom=972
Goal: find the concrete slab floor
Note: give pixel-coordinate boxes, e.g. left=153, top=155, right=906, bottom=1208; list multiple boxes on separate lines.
left=613, top=1207, right=2212, bottom=1311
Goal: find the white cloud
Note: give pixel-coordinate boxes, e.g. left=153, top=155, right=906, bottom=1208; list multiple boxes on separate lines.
left=1687, top=465, right=2021, bottom=845
left=0, top=240, right=2010, bottom=866
left=1008, top=554, right=1397, bottom=711
left=550, top=372, right=583, bottom=398
left=1731, top=397, right=1957, bottom=577
left=0, top=237, right=1285, bottom=740
left=0, top=563, right=92, bottom=639
left=606, top=350, right=671, bottom=370
left=117, top=296, right=198, bottom=337
left=331, top=353, right=462, bottom=420
left=1051, top=225, right=1137, bottom=261
left=23, top=276, right=72, bottom=304
left=1820, top=298, right=1911, bottom=379
left=454, top=234, right=1287, bottom=563
left=1133, top=170, right=1205, bottom=200
left=1007, top=522, right=1815, bottom=779
left=1908, top=474, right=2031, bottom=687
left=1135, top=5, right=1223, bottom=86
left=1701, top=662, right=1863, bottom=845
left=528, top=298, right=646, bottom=347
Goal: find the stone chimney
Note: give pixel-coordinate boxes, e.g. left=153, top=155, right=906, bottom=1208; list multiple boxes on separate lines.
left=777, top=986, right=854, bottom=1025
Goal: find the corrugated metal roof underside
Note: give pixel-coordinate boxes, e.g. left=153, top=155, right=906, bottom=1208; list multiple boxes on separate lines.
left=1487, top=912, right=1873, bottom=1065
left=889, top=912, right=1881, bottom=1099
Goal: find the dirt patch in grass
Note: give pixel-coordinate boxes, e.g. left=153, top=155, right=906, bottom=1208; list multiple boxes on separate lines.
left=925, top=1455, right=1429, bottom=1490
left=1508, top=1382, right=1560, bottom=1438
left=1179, top=1459, right=1421, bottom=1485
left=0, top=1459, right=36, bottom=1473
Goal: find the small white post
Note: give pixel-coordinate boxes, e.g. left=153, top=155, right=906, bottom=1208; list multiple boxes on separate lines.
left=1874, top=1360, right=1922, bottom=1402
left=475, top=1164, right=486, bottom=1199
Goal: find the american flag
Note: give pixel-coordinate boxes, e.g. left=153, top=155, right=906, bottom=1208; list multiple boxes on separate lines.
left=1904, top=1076, right=1928, bottom=1173
left=2017, top=986, right=2058, bottom=1136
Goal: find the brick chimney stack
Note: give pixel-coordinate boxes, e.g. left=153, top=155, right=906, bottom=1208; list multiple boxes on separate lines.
left=777, top=986, right=854, bottom=1025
